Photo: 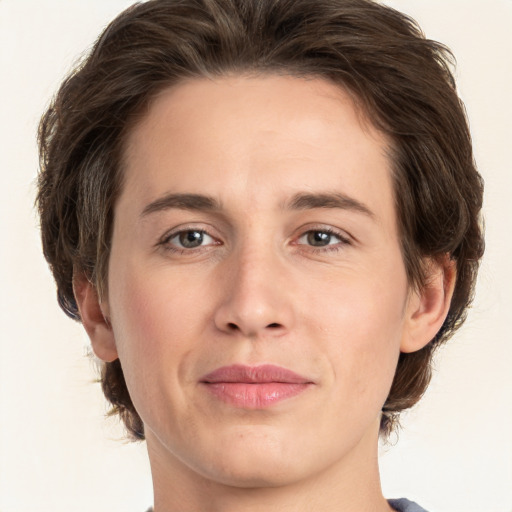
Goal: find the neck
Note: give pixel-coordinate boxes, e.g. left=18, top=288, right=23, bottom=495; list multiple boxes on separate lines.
left=147, top=419, right=392, bottom=512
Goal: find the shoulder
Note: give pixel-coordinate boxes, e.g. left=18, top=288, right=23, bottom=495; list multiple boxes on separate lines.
left=146, top=502, right=427, bottom=512
left=388, top=498, right=429, bottom=512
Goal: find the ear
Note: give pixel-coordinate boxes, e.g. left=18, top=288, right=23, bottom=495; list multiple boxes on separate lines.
left=73, top=274, right=118, bottom=362
left=401, top=256, right=457, bottom=354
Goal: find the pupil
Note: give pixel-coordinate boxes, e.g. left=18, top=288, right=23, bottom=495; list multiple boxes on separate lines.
left=308, top=231, right=330, bottom=246
left=180, top=231, right=203, bottom=248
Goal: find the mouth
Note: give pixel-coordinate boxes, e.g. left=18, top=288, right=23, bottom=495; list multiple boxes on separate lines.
left=199, top=364, right=314, bottom=409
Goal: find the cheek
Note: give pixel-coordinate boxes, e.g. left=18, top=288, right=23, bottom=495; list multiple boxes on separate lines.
left=109, top=262, right=203, bottom=349
left=304, top=265, right=407, bottom=399
left=106, top=265, right=207, bottom=421
left=106, top=261, right=211, bottom=412
left=306, top=263, right=408, bottom=342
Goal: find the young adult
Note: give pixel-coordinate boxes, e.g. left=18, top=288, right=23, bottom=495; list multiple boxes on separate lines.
left=36, top=1, right=484, bottom=510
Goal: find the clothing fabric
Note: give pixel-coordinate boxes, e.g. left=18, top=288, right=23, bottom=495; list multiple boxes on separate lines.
left=145, top=498, right=427, bottom=511
left=389, top=498, right=429, bottom=512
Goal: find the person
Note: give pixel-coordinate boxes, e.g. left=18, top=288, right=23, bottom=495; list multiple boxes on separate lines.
left=36, top=0, right=484, bottom=511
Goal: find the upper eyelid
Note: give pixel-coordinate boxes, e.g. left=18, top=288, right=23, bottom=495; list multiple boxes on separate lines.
left=297, top=229, right=348, bottom=242
left=158, top=228, right=220, bottom=254
left=168, top=230, right=215, bottom=242
left=160, top=224, right=219, bottom=243
left=293, top=225, right=353, bottom=243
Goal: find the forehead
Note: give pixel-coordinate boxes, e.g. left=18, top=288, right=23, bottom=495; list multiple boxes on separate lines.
left=120, top=74, right=393, bottom=223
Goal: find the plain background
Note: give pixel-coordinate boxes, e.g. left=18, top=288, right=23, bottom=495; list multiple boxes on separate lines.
left=0, top=1, right=511, bottom=511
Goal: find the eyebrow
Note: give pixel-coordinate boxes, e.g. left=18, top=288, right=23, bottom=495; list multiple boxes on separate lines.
left=141, top=193, right=221, bottom=217
left=140, top=191, right=375, bottom=219
left=287, top=192, right=375, bottom=218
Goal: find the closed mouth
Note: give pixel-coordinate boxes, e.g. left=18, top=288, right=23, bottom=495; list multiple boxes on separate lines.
left=200, top=364, right=313, bottom=408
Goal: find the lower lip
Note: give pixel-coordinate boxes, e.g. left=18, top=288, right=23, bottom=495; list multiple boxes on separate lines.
left=202, top=382, right=310, bottom=408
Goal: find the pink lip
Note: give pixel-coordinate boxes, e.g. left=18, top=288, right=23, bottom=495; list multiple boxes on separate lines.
left=200, top=364, right=313, bottom=409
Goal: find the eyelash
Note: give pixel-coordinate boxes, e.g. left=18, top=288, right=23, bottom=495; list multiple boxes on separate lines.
left=295, top=227, right=351, bottom=254
left=159, top=227, right=219, bottom=255
left=158, top=226, right=352, bottom=255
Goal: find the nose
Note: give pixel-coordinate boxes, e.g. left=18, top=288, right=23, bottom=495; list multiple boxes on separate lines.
left=213, top=247, right=295, bottom=339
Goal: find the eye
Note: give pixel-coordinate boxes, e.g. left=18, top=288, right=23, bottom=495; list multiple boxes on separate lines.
left=297, top=229, right=349, bottom=248
left=165, top=229, right=216, bottom=249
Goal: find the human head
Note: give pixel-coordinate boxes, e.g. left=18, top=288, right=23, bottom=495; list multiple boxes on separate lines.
left=37, top=0, right=484, bottom=439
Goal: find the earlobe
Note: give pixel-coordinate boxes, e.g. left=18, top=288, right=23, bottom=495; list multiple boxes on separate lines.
left=73, top=274, right=119, bottom=362
left=401, top=256, right=457, bottom=354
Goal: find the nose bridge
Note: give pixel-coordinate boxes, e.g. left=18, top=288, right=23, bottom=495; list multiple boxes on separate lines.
left=237, top=244, right=277, bottom=304
left=214, top=234, right=294, bottom=337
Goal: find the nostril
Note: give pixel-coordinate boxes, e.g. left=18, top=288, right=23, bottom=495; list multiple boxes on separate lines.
left=267, top=323, right=281, bottom=329
left=227, top=322, right=239, bottom=331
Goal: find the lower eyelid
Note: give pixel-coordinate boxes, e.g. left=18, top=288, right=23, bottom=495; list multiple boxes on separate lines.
left=158, top=228, right=211, bottom=248
left=296, top=230, right=349, bottom=246
left=174, top=231, right=214, bottom=246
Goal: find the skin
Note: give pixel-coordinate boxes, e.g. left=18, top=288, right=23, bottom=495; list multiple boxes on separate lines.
left=76, top=75, right=454, bottom=512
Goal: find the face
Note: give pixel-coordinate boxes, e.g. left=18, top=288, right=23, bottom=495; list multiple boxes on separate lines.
left=101, top=75, right=418, bottom=487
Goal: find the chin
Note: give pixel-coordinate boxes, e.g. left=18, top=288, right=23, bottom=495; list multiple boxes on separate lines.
left=205, top=459, right=300, bottom=489
left=192, top=427, right=309, bottom=488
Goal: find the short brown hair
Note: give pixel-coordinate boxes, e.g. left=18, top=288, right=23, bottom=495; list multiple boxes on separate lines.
left=37, top=0, right=484, bottom=439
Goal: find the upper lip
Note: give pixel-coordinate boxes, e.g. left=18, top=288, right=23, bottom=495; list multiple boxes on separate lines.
left=200, top=364, right=312, bottom=384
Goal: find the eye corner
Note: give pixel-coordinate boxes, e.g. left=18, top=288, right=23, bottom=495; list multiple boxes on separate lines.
left=157, top=226, right=222, bottom=254
left=294, top=227, right=352, bottom=249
